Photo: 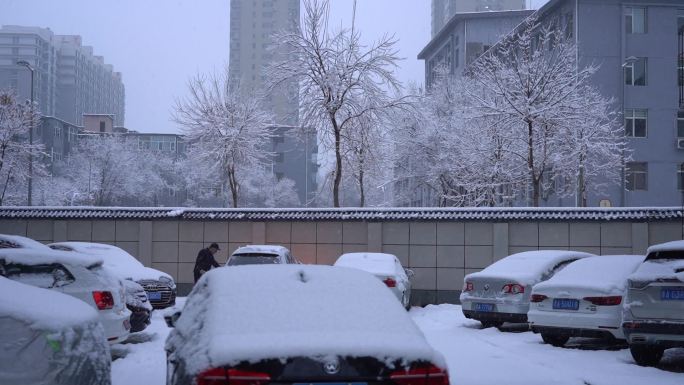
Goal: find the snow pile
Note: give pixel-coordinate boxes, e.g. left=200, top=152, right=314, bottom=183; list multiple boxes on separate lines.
left=167, top=265, right=442, bottom=376
left=533, top=255, right=645, bottom=295
left=334, top=252, right=399, bottom=276
left=464, top=250, right=594, bottom=286
left=121, top=279, right=153, bottom=311
left=0, top=234, right=51, bottom=250
left=0, top=248, right=102, bottom=269
left=232, top=245, right=289, bottom=256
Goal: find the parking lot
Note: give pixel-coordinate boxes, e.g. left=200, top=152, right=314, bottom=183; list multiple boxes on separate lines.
left=111, top=302, right=684, bottom=385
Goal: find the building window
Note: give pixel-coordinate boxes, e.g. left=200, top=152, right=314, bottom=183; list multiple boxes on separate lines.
left=624, top=109, right=647, bottom=137
left=626, top=162, right=648, bottom=191
left=679, top=163, right=684, bottom=190
left=625, top=7, right=647, bottom=34
left=679, top=111, right=684, bottom=137
left=54, top=126, right=61, bottom=138
left=99, top=121, right=105, bottom=132
left=624, top=57, right=647, bottom=86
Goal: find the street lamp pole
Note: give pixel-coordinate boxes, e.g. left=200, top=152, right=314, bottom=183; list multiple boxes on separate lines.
left=16, top=60, right=34, bottom=206
left=620, top=56, right=638, bottom=207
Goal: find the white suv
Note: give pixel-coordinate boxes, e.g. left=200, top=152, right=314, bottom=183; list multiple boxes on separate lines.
left=0, top=247, right=131, bottom=344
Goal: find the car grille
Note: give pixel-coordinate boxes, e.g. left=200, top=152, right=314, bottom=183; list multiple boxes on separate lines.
left=138, top=279, right=176, bottom=309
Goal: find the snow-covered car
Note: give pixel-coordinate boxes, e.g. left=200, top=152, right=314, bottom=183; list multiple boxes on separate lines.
left=460, top=250, right=594, bottom=327
left=333, top=252, right=414, bottom=309
left=48, top=242, right=177, bottom=309
left=165, top=265, right=448, bottom=385
left=227, top=244, right=301, bottom=265
left=0, top=248, right=131, bottom=344
left=0, top=277, right=112, bottom=385
left=528, top=254, right=646, bottom=347
left=622, top=240, right=684, bottom=366
left=121, top=279, right=152, bottom=333
left=0, top=233, right=51, bottom=250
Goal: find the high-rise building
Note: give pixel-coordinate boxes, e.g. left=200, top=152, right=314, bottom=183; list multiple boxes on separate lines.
left=0, top=25, right=125, bottom=127
left=431, top=0, right=527, bottom=36
left=229, top=0, right=318, bottom=205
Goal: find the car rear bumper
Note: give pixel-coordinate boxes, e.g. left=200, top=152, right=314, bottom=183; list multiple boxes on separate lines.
left=462, top=309, right=528, bottom=324
left=528, top=308, right=623, bottom=338
left=461, top=298, right=529, bottom=323
left=100, top=309, right=131, bottom=344
left=531, top=325, right=617, bottom=339
left=622, top=320, right=684, bottom=348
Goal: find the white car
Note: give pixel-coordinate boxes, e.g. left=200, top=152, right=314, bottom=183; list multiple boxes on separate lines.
left=227, top=245, right=301, bottom=265
left=0, top=247, right=131, bottom=344
left=333, top=252, right=413, bottom=309
left=460, top=250, right=593, bottom=327
left=528, top=254, right=646, bottom=347
left=49, top=242, right=177, bottom=309
left=0, top=277, right=112, bottom=385
left=622, top=240, right=684, bottom=366
left=0, top=233, right=52, bottom=250
left=165, top=265, right=447, bottom=385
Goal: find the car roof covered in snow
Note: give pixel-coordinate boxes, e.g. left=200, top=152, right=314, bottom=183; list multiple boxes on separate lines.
left=334, top=253, right=399, bottom=276
left=0, top=247, right=103, bottom=268
left=647, top=240, right=684, bottom=254
left=168, top=265, right=442, bottom=375
left=465, top=250, right=594, bottom=285
left=0, top=276, right=98, bottom=329
left=232, top=245, right=289, bottom=256
left=48, top=241, right=171, bottom=282
left=533, top=255, right=646, bottom=295
left=0, top=234, right=52, bottom=251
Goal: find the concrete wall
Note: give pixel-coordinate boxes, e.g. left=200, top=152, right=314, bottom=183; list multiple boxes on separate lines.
left=1, top=217, right=682, bottom=304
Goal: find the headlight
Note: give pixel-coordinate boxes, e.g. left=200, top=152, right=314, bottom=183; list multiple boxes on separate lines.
left=159, top=276, right=175, bottom=286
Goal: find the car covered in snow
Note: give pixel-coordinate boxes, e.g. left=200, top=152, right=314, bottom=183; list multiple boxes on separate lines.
left=334, top=252, right=414, bottom=309
left=0, top=233, right=52, bottom=250
left=528, top=254, right=646, bottom=347
left=460, top=250, right=593, bottom=327
left=0, top=277, right=112, bottom=385
left=227, top=244, right=301, bottom=266
left=165, top=265, right=448, bottom=385
left=622, top=240, right=684, bottom=366
left=48, top=242, right=177, bottom=309
left=0, top=247, right=131, bottom=344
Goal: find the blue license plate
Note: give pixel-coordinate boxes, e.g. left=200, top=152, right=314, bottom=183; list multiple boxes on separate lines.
left=661, top=288, right=684, bottom=301
left=474, top=303, right=494, bottom=312
left=552, top=299, right=579, bottom=310
left=147, top=291, right=162, bottom=301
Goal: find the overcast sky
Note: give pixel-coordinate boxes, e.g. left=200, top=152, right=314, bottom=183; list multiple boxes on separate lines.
left=1, top=0, right=549, bottom=134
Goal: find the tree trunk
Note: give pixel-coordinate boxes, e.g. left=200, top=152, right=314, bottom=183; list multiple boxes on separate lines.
left=227, top=167, right=238, bottom=208
left=358, top=169, right=365, bottom=207
left=527, top=120, right=539, bottom=207
left=578, top=150, right=587, bottom=207
left=0, top=167, right=12, bottom=205
left=332, top=120, right=342, bottom=207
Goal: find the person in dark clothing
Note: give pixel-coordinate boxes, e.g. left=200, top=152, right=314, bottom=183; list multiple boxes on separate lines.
left=193, top=243, right=221, bottom=283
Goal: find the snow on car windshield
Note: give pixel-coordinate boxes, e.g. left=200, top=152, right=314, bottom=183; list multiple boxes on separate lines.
left=227, top=253, right=280, bottom=266
left=334, top=253, right=397, bottom=276
left=468, top=251, right=593, bottom=285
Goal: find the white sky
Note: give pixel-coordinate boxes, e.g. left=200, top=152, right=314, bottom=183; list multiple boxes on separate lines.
left=1, top=0, right=550, bottom=134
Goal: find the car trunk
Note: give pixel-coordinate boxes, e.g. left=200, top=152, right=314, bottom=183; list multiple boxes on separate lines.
left=628, top=281, right=684, bottom=321
left=468, top=277, right=516, bottom=299
left=533, top=286, right=620, bottom=315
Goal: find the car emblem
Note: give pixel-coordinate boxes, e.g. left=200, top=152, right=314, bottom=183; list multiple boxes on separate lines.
left=323, top=360, right=340, bottom=375
left=483, top=284, right=490, bottom=291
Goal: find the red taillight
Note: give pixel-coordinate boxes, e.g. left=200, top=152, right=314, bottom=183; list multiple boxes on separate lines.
left=383, top=277, right=397, bottom=288
left=197, top=368, right=271, bottom=385
left=390, top=364, right=449, bottom=385
left=502, top=283, right=525, bottom=294
left=463, top=281, right=473, bottom=292
left=92, top=291, right=114, bottom=310
left=583, top=296, right=622, bottom=306
left=530, top=294, right=548, bottom=303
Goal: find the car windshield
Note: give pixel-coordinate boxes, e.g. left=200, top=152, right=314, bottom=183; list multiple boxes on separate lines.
left=646, top=250, right=684, bottom=261
left=227, top=253, right=280, bottom=266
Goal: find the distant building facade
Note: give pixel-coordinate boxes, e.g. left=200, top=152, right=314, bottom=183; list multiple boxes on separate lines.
left=269, top=126, right=318, bottom=205
left=431, top=0, right=527, bottom=37
left=0, top=25, right=125, bottom=127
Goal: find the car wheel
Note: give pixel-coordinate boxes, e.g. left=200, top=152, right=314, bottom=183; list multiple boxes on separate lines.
left=481, top=321, right=503, bottom=328
left=541, top=333, right=569, bottom=347
left=629, top=345, right=664, bottom=366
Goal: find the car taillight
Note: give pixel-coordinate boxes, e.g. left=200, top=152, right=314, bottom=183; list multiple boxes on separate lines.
left=197, top=368, right=271, bottom=385
left=583, top=296, right=622, bottom=306
left=383, top=277, right=397, bottom=288
left=530, top=294, right=548, bottom=303
left=502, top=283, right=525, bottom=294
left=463, top=281, right=473, bottom=292
left=390, top=364, right=449, bottom=385
left=92, top=291, right=114, bottom=310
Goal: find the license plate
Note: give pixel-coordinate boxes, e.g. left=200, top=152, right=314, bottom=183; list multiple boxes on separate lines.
left=661, top=288, right=684, bottom=301
left=147, top=291, right=162, bottom=301
left=474, top=303, right=494, bottom=312
left=552, top=298, right=579, bottom=310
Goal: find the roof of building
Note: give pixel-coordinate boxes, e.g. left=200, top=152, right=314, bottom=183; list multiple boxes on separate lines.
left=418, top=9, right=535, bottom=59
left=0, top=207, right=681, bottom=222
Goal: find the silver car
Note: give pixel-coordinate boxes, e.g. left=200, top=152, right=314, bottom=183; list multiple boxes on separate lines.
left=460, top=250, right=593, bottom=327
left=622, top=240, right=684, bottom=366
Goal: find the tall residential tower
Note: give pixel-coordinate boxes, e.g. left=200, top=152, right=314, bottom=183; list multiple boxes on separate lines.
left=431, top=0, right=527, bottom=36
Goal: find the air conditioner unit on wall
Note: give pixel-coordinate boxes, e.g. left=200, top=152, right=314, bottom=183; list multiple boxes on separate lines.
left=678, top=138, right=684, bottom=150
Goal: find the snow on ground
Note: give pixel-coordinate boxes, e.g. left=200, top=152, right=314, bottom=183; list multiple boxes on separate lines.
left=112, top=301, right=683, bottom=385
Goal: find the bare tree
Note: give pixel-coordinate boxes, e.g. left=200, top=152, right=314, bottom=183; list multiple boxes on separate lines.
left=0, top=89, right=42, bottom=205
left=267, top=0, right=412, bottom=207
left=174, top=72, right=273, bottom=207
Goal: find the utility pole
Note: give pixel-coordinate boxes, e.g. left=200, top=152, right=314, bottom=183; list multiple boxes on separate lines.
left=16, top=60, right=34, bottom=206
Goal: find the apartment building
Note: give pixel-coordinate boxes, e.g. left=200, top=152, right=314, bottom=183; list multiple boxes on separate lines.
left=431, top=0, right=527, bottom=37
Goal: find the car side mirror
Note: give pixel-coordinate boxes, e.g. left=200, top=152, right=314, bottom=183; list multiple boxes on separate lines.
left=405, top=268, right=415, bottom=278
left=164, top=311, right=182, bottom=328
